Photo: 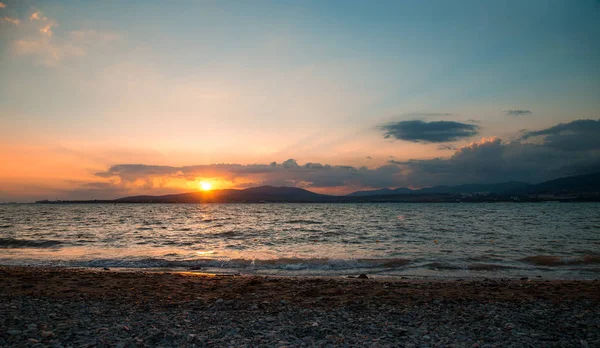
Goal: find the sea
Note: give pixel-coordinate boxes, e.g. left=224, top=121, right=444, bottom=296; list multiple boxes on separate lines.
left=0, top=203, right=599, bottom=279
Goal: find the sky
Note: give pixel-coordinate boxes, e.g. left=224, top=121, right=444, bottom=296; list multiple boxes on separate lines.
left=1, top=0, right=599, bottom=202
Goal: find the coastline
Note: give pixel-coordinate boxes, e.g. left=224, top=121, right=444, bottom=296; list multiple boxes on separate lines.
left=1, top=266, right=599, bottom=347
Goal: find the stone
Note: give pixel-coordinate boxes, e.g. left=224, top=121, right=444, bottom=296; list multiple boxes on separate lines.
left=357, top=274, right=369, bottom=279
left=7, top=329, right=22, bottom=335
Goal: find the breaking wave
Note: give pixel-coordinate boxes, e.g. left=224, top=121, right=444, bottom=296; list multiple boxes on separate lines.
left=43, top=257, right=414, bottom=271
left=520, top=255, right=600, bottom=266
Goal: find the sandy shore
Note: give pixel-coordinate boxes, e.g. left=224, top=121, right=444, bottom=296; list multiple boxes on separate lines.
left=1, top=266, right=599, bottom=347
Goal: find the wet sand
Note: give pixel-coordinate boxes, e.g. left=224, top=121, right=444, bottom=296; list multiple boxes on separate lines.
left=1, top=266, right=599, bottom=347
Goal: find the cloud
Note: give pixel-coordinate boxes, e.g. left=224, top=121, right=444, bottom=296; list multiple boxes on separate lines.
left=27, top=10, right=54, bottom=35
left=30, top=11, right=47, bottom=21
left=389, top=120, right=600, bottom=186
left=40, top=22, right=54, bottom=36
left=366, top=156, right=372, bottom=159
left=3, top=16, right=19, bottom=24
left=9, top=11, right=119, bottom=66
left=93, top=159, right=408, bottom=194
left=381, top=120, right=479, bottom=143
left=521, top=119, right=600, bottom=151
left=505, top=109, right=532, bottom=116
left=0, top=2, right=5, bottom=9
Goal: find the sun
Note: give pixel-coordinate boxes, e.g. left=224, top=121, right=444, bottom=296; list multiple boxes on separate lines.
left=199, top=181, right=212, bottom=191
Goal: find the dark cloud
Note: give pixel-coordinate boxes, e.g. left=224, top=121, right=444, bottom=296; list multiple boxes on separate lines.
left=381, top=120, right=479, bottom=143
left=521, top=119, right=600, bottom=151
left=366, top=156, right=372, bottom=159
left=390, top=120, right=600, bottom=186
left=505, top=110, right=532, bottom=116
left=389, top=137, right=600, bottom=186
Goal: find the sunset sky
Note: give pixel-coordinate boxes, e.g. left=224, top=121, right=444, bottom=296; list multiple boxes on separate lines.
left=1, top=0, right=599, bottom=202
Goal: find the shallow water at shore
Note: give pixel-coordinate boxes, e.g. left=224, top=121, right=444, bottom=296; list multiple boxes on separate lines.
left=0, top=203, right=599, bottom=278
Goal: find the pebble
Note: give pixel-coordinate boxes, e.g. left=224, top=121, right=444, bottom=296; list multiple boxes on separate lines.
left=1, top=277, right=598, bottom=347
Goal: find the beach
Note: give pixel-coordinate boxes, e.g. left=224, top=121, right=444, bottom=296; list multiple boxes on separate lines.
left=1, top=267, right=599, bottom=347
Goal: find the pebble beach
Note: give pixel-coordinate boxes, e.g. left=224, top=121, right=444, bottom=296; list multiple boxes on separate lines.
left=1, top=266, right=599, bottom=347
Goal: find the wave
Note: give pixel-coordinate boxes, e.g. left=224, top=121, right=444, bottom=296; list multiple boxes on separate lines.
left=52, top=257, right=412, bottom=271
left=467, top=263, right=515, bottom=271
left=0, top=238, right=63, bottom=248
left=424, top=262, right=514, bottom=271
left=283, top=220, right=324, bottom=225
left=424, top=262, right=462, bottom=270
left=520, top=255, right=600, bottom=266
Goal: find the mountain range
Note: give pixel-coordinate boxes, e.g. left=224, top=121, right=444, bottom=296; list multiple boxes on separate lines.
left=37, top=172, right=600, bottom=204
left=114, top=172, right=600, bottom=203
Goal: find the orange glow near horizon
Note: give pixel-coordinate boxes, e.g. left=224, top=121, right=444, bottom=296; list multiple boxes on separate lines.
left=199, top=181, right=212, bottom=191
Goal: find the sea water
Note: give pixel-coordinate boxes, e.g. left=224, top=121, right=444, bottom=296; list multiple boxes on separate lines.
left=0, top=203, right=599, bottom=279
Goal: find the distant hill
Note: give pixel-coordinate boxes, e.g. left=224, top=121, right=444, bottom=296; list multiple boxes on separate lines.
left=526, top=172, right=600, bottom=194
left=418, top=181, right=531, bottom=195
left=347, top=172, right=600, bottom=197
left=347, top=187, right=413, bottom=196
left=116, top=186, right=326, bottom=203
left=348, top=181, right=531, bottom=196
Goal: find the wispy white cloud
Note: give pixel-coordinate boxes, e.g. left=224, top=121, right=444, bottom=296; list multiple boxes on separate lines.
left=39, top=22, right=55, bottom=36
left=7, top=9, right=119, bottom=66
left=29, top=11, right=55, bottom=36
left=3, top=16, right=19, bottom=24
left=30, top=11, right=47, bottom=21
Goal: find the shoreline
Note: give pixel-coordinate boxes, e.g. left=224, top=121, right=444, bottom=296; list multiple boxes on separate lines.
left=2, top=266, right=599, bottom=304
left=1, top=266, right=599, bottom=346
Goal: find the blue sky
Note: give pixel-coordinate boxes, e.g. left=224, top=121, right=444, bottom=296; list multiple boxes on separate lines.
left=0, top=0, right=599, bottom=201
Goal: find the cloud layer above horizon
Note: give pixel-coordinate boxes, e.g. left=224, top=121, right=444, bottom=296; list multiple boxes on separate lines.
left=66, top=119, right=599, bottom=199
